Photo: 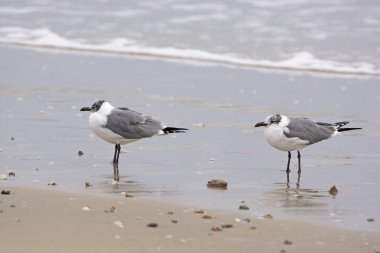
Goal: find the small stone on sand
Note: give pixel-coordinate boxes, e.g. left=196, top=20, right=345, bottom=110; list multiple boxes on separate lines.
left=367, top=218, right=375, bottom=222
left=207, top=179, right=228, bottom=189
left=125, top=193, right=134, bottom=198
left=202, top=214, right=212, bottom=219
left=194, top=210, right=205, bottom=214
left=105, top=206, right=116, bottom=213
left=8, top=171, right=16, bottom=177
left=1, top=190, right=11, bottom=195
left=48, top=182, right=57, bottom=186
left=239, top=205, right=250, bottom=210
left=242, top=218, right=251, bottom=223
left=263, top=214, right=273, bottom=219
left=221, top=224, right=233, bottom=229
left=171, top=220, right=178, bottom=224
left=284, top=240, right=293, bottom=245
left=78, top=150, right=84, bottom=156
left=211, top=226, right=222, bottom=232
left=85, top=182, right=92, bottom=187
left=329, top=185, right=338, bottom=196
left=147, top=222, right=158, bottom=228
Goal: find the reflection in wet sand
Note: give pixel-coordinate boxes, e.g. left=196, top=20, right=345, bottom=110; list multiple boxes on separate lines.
left=96, top=163, right=180, bottom=197
left=113, top=162, right=120, bottom=182
left=268, top=171, right=329, bottom=211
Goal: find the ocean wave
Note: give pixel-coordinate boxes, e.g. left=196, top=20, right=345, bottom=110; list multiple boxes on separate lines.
left=0, top=27, right=379, bottom=76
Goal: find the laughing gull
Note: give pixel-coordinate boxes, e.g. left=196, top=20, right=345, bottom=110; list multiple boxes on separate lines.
left=80, top=100, right=188, bottom=164
left=255, top=114, right=361, bottom=173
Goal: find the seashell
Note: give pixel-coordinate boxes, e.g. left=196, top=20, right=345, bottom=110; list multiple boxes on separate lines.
left=81, top=206, right=92, bottom=211
left=113, top=221, right=124, bottom=228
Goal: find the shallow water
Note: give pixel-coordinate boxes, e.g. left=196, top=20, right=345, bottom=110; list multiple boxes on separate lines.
left=1, top=46, right=380, bottom=231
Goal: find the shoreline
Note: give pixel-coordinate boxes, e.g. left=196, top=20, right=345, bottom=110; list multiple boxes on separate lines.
left=1, top=185, right=379, bottom=253
left=1, top=42, right=379, bottom=78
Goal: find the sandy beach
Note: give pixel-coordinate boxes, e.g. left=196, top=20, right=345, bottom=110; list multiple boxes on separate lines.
left=0, top=186, right=379, bottom=253
left=1, top=44, right=380, bottom=252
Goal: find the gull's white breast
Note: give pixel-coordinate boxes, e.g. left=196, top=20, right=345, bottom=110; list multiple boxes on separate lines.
left=264, top=117, right=309, bottom=151
left=89, top=109, right=137, bottom=145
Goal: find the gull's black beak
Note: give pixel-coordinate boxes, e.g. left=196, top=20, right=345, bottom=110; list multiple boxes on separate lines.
left=80, top=107, right=91, bottom=111
left=255, top=122, right=267, bottom=127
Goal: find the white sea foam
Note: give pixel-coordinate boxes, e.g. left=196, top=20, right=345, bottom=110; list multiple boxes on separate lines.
left=0, top=27, right=379, bottom=76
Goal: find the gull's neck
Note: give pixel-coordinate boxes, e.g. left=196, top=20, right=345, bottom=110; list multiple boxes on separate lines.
left=97, top=102, right=114, bottom=116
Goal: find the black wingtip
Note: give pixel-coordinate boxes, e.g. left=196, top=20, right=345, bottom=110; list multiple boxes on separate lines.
left=334, top=121, right=362, bottom=132
left=162, top=127, right=188, bottom=134
left=337, top=127, right=362, bottom=132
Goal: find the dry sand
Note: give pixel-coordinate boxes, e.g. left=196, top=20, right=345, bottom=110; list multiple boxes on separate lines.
left=0, top=186, right=379, bottom=253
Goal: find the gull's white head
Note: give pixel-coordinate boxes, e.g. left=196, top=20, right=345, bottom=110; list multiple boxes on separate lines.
left=255, top=114, right=283, bottom=128
left=80, top=100, right=107, bottom=113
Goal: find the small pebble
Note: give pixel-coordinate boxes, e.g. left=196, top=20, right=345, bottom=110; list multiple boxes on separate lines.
left=280, top=250, right=286, bottom=253
left=263, top=214, right=273, bottom=219
left=239, top=205, right=250, bottom=210
left=48, top=182, right=57, bottom=186
left=202, top=214, right=212, bottom=219
left=221, top=224, right=233, bottom=229
left=284, top=240, right=293, bottom=245
left=329, top=185, right=338, bottom=196
left=125, top=193, right=134, bottom=198
left=8, top=171, right=16, bottom=177
left=78, top=150, right=84, bottom=157
left=367, top=218, right=375, bottom=222
left=171, top=220, right=178, bottom=224
left=250, top=226, right=257, bottom=230
left=167, top=211, right=174, bottom=215
left=85, top=182, right=92, bottom=188
left=10, top=204, right=16, bottom=208
left=10, top=137, right=15, bottom=141
left=105, top=206, right=116, bottom=213
left=211, top=226, right=222, bottom=232
left=242, top=218, right=251, bottom=223
left=1, top=190, right=11, bottom=195
left=147, top=222, right=158, bottom=228
left=207, top=179, right=228, bottom=189
left=194, top=210, right=205, bottom=214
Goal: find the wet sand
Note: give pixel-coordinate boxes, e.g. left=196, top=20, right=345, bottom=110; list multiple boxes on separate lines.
left=1, top=45, right=380, bottom=251
left=1, top=186, right=379, bottom=253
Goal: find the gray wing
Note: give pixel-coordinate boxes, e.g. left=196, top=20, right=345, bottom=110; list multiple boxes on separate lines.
left=283, top=118, right=336, bottom=144
left=105, top=108, right=164, bottom=139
